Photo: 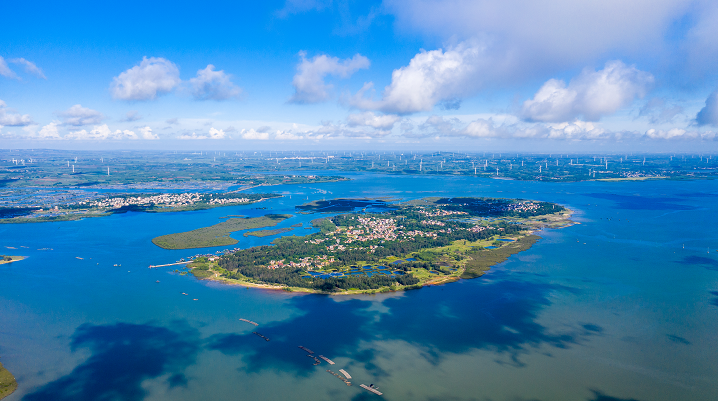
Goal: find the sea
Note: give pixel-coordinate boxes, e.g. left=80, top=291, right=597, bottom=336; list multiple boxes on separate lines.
left=1, top=172, right=717, bottom=401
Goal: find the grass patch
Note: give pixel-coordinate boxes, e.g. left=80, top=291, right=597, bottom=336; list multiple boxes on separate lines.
left=152, top=214, right=291, bottom=249
left=461, top=235, right=540, bottom=279
left=0, top=362, right=17, bottom=400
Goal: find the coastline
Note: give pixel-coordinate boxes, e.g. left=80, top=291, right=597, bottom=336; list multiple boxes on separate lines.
left=0, top=362, right=17, bottom=400
left=187, top=207, right=574, bottom=295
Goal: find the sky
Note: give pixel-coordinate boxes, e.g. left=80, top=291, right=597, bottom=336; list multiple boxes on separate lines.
left=2, top=0, right=718, bottom=152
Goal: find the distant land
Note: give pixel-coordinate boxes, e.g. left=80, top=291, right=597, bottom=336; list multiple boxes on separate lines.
left=0, top=362, right=17, bottom=400
left=176, top=196, right=573, bottom=294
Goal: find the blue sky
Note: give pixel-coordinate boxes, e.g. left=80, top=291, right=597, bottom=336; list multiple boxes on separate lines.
left=1, top=0, right=718, bottom=152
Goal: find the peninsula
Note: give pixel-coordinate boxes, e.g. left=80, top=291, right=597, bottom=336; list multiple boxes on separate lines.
left=0, top=362, right=16, bottom=400
left=180, top=197, right=573, bottom=294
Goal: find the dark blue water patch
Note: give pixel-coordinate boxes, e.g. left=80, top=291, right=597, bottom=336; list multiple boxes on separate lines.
left=23, top=322, right=200, bottom=401
left=376, top=271, right=591, bottom=363
left=207, top=297, right=373, bottom=376
left=485, top=246, right=497, bottom=249
left=710, top=291, right=718, bottom=307
left=497, top=239, right=515, bottom=242
left=587, top=389, right=645, bottom=401
left=406, top=258, right=417, bottom=261
left=429, top=271, right=439, bottom=274
left=675, top=255, right=718, bottom=270
left=362, top=265, right=373, bottom=269
left=585, top=193, right=696, bottom=210
left=318, top=274, right=331, bottom=279
left=391, top=260, right=405, bottom=264
left=666, top=334, right=691, bottom=345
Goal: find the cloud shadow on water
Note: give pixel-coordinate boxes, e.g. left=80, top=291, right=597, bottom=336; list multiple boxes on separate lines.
left=206, top=296, right=375, bottom=376
left=23, top=321, right=200, bottom=401
left=377, top=270, right=594, bottom=365
left=675, top=255, right=718, bottom=271
left=585, top=193, right=695, bottom=210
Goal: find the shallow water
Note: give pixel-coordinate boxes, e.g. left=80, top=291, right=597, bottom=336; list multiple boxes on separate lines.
left=1, top=173, right=717, bottom=401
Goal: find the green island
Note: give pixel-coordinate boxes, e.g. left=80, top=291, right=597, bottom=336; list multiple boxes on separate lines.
left=152, top=214, right=292, bottom=249
left=0, top=255, right=24, bottom=264
left=181, top=197, right=573, bottom=294
left=0, top=362, right=17, bottom=400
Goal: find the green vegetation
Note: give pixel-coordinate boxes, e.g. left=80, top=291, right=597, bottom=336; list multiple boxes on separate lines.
left=152, top=214, right=292, bottom=249
left=0, top=362, right=17, bottom=400
left=184, top=197, right=572, bottom=294
left=243, top=227, right=294, bottom=237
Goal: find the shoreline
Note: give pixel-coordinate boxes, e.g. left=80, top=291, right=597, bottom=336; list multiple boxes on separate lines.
left=0, top=362, right=17, bottom=400
left=187, top=207, right=574, bottom=295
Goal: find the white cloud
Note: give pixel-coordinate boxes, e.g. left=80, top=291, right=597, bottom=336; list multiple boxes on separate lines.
left=0, top=56, right=18, bottom=79
left=275, top=130, right=304, bottom=140
left=644, top=128, right=715, bottom=140
left=241, top=128, right=270, bottom=140
left=346, top=112, right=401, bottom=129
left=463, top=119, right=500, bottom=138
left=188, top=65, right=241, bottom=101
left=110, top=57, right=181, bottom=101
left=37, top=121, right=61, bottom=139
left=8, top=58, right=46, bottom=79
left=179, top=132, right=208, bottom=140
left=65, top=124, right=138, bottom=141
left=59, top=104, right=105, bottom=126
left=290, top=52, right=370, bottom=103
left=0, top=100, right=33, bottom=126
left=638, top=98, right=684, bottom=124
left=383, top=0, right=695, bottom=83
left=139, top=126, right=158, bottom=140
left=521, top=61, right=654, bottom=122
left=696, top=89, right=718, bottom=126
left=348, top=42, right=482, bottom=114
left=208, top=127, right=227, bottom=139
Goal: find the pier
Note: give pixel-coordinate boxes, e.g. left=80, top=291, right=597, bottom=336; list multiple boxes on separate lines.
left=318, top=355, right=335, bottom=365
left=339, top=369, right=351, bottom=379
left=148, top=261, right=191, bottom=268
left=327, top=370, right=351, bottom=386
left=298, top=346, right=314, bottom=354
left=239, top=318, right=259, bottom=326
left=252, top=332, right=270, bottom=341
left=360, top=384, right=383, bottom=396
left=307, top=355, right=321, bottom=365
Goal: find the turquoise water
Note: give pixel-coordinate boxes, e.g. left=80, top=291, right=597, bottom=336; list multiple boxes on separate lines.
left=1, top=173, right=717, bottom=400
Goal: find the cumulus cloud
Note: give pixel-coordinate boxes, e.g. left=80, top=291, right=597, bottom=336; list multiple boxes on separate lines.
left=208, top=127, right=227, bottom=139
left=275, top=130, right=304, bottom=140
left=696, top=89, right=718, bottom=126
left=65, top=124, right=139, bottom=141
left=37, top=121, right=61, bottom=139
left=8, top=58, right=46, bottom=79
left=290, top=52, right=370, bottom=103
left=241, top=128, right=270, bottom=140
left=346, top=112, right=401, bottom=129
left=121, top=110, right=142, bottom=122
left=644, top=128, right=715, bottom=140
left=110, top=57, right=181, bottom=101
left=179, top=132, right=207, bottom=140
left=348, top=42, right=483, bottom=114
left=59, top=104, right=105, bottom=126
left=521, top=61, right=654, bottom=122
left=139, top=126, right=158, bottom=140
left=383, top=0, right=697, bottom=83
left=0, top=100, right=33, bottom=126
left=189, top=65, right=241, bottom=100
